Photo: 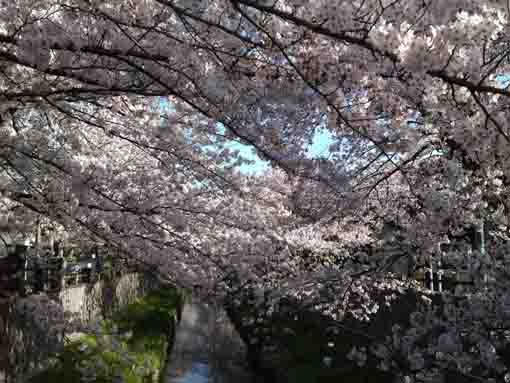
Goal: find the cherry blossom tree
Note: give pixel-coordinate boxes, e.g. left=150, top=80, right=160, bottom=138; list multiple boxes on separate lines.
left=2, top=0, right=510, bottom=381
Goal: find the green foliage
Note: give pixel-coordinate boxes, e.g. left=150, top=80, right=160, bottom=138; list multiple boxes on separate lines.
left=30, top=287, right=181, bottom=383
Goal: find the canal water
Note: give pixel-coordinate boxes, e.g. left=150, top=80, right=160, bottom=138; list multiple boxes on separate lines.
left=164, top=302, right=257, bottom=383
left=0, top=276, right=259, bottom=383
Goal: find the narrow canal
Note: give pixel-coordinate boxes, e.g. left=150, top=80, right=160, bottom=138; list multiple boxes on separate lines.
left=165, top=302, right=258, bottom=383
left=0, top=275, right=260, bottom=382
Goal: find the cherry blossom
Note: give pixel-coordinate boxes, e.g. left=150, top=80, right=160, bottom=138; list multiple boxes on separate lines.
left=2, top=1, right=510, bottom=380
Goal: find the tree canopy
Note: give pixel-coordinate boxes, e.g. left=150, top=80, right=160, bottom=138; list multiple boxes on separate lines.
left=3, top=1, right=510, bottom=381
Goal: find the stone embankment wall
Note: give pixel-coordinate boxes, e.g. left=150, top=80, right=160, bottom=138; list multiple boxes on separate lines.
left=59, top=272, right=155, bottom=321
left=0, top=272, right=155, bottom=383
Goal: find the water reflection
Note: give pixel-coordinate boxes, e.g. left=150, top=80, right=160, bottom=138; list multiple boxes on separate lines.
left=165, top=303, right=257, bottom=383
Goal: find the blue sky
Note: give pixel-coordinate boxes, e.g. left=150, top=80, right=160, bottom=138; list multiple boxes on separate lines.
left=223, top=127, right=335, bottom=174
left=157, top=97, right=335, bottom=175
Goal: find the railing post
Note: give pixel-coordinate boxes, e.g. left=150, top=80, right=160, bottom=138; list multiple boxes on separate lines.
left=479, top=220, right=488, bottom=287
left=35, top=216, right=41, bottom=258
left=427, top=255, right=434, bottom=292
left=437, top=260, right=443, bottom=293
left=437, top=242, right=443, bottom=293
